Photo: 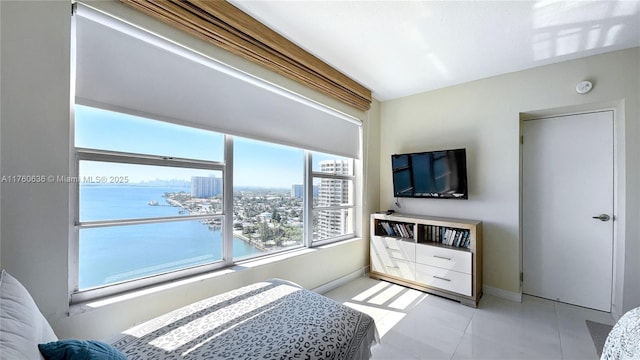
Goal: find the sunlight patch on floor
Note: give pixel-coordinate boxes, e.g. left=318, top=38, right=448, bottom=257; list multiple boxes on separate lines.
left=335, top=279, right=430, bottom=337
left=369, top=284, right=406, bottom=305
left=388, top=287, right=424, bottom=310
left=343, top=302, right=405, bottom=337
left=351, top=281, right=392, bottom=302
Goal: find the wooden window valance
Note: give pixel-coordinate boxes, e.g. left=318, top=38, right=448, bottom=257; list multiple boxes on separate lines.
left=119, top=0, right=372, bottom=111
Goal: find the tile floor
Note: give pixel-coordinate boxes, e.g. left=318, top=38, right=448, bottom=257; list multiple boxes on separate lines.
left=323, top=276, right=614, bottom=360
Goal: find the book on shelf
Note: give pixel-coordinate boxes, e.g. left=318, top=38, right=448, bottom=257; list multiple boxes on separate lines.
left=379, top=222, right=394, bottom=236
left=402, top=224, right=410, bottom=238
left=444, top=228, right=451, bottom=245
left=407, top=225, right=414, bottom=238
left=380, top=221, right=471, bottom=248
left=393, top=224, right=404, bottom=237
left=391, top=223, right=399, bottom=237
left=378, top=221, right=414, bottom=239
left=454, top=231, right=463, bottom=247
left=393, top=223, right=404, bottom=238
left=463, top=231, right=470, bottom=248
left=422, top=224, right=470, bottom=248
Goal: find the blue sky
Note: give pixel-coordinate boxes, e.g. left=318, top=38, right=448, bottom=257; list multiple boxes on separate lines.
left=76, top=105, right=342, bottom=188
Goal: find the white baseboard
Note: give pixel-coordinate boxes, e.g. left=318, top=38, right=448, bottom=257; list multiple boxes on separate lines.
left=483, top=284, right=523, bottom=302
left=312, top=268, right=366, bottom=294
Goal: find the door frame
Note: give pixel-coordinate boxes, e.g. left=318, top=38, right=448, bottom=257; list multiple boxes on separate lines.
left=519, top=106, right=624, bottom=316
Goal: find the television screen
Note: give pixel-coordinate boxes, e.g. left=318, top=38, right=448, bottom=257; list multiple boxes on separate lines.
left=392, top=149, right=468, bottom=199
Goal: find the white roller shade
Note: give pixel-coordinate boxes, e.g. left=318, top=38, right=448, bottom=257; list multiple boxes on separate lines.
left=75, top=5, right=361, bottom=159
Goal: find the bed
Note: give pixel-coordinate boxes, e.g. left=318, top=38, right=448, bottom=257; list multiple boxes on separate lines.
left=600, top=306, right=640, bottom=360
left=0, top=269, right=377, bottom=360
left=110, top=278, right=379, bottom=359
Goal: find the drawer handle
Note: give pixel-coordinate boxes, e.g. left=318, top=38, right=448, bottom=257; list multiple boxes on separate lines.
left=433, top=255, right=452, bottom=261
left=433, top=276, right=451, bottom=282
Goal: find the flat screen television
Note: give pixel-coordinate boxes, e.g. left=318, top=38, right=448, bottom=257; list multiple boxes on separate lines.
left=392, top=148, right=468, bottom=199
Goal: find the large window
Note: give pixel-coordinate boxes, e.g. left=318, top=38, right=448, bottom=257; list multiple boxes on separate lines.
left=73, top=5, right=362, bottom=302
left=73, top=105, right=357, bottom=301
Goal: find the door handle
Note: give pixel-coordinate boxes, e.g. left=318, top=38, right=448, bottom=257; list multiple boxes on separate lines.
left=592, top=214, right=611, bottom=222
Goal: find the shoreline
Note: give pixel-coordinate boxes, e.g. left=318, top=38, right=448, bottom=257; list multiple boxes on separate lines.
left=233, top=231, right=267, bottom=251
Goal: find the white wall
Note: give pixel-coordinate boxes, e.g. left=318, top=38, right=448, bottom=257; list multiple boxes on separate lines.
left=1, top=1, right=73, bottom=327
left=0, top=0, right=375, bottom=340
left=380, top=47, right=640, bottom=313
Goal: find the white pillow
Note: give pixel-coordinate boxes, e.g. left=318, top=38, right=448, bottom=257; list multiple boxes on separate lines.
left=0, top=269, right=58, bottom=359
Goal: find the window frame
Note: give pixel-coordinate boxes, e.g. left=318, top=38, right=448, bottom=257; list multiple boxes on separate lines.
left=71, top=144, right=230, bottom=303
left=229, top=136, right=306, bottom=263
left=306, top=153, right=356, bottom=246
left=71, top=109, right=358, bottom=303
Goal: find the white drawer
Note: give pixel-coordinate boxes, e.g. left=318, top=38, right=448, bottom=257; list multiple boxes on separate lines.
left=371, top=250, right=392, bottom=272
left=384, top=259, right=416, bottom=280
left=415, top=244, right=471, bottom=274
left=415, top=263, right=472, bottom=296
left=372, top=237, right=416, bottom=262
left=371, top=253, right=415, bottom=279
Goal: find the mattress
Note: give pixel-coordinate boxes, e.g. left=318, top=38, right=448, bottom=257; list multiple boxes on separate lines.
left=111, top=279, right=378, bottom=359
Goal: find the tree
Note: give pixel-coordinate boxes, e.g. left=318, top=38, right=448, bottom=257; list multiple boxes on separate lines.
left=272, top=209, right=281, bottom=223
left=258, top=222, right=271, bottom=243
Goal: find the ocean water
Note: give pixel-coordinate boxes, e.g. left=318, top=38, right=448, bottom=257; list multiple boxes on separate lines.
left=79, top=185, right=262, bottom=289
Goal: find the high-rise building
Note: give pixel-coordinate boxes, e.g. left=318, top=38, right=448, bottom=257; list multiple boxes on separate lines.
left=291, top=184, right=303, bottom=199
left=191, top=176, right=222, bottom=198
left=291, top=184, right=319, bottom=199
left=316, top=160, right=351, bottom=239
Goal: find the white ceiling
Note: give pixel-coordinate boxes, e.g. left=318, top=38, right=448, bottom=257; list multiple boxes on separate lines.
left=229, top=0, right=640, bottom=101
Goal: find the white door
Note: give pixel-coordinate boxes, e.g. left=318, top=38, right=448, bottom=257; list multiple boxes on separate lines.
left=522, top=111, right=614, bottom=311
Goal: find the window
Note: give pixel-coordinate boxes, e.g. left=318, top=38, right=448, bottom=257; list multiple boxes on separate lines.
left=75, top=105, right=223, bottom=162
left=73, top=105, right=357, bottom=301
left=73, top=106, right=227, bottom=299
left=233, top=138, right=304, bottom=260
left=310, top=152, right=355, bottom=244
left=73, top=11, right=363, bottom=299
